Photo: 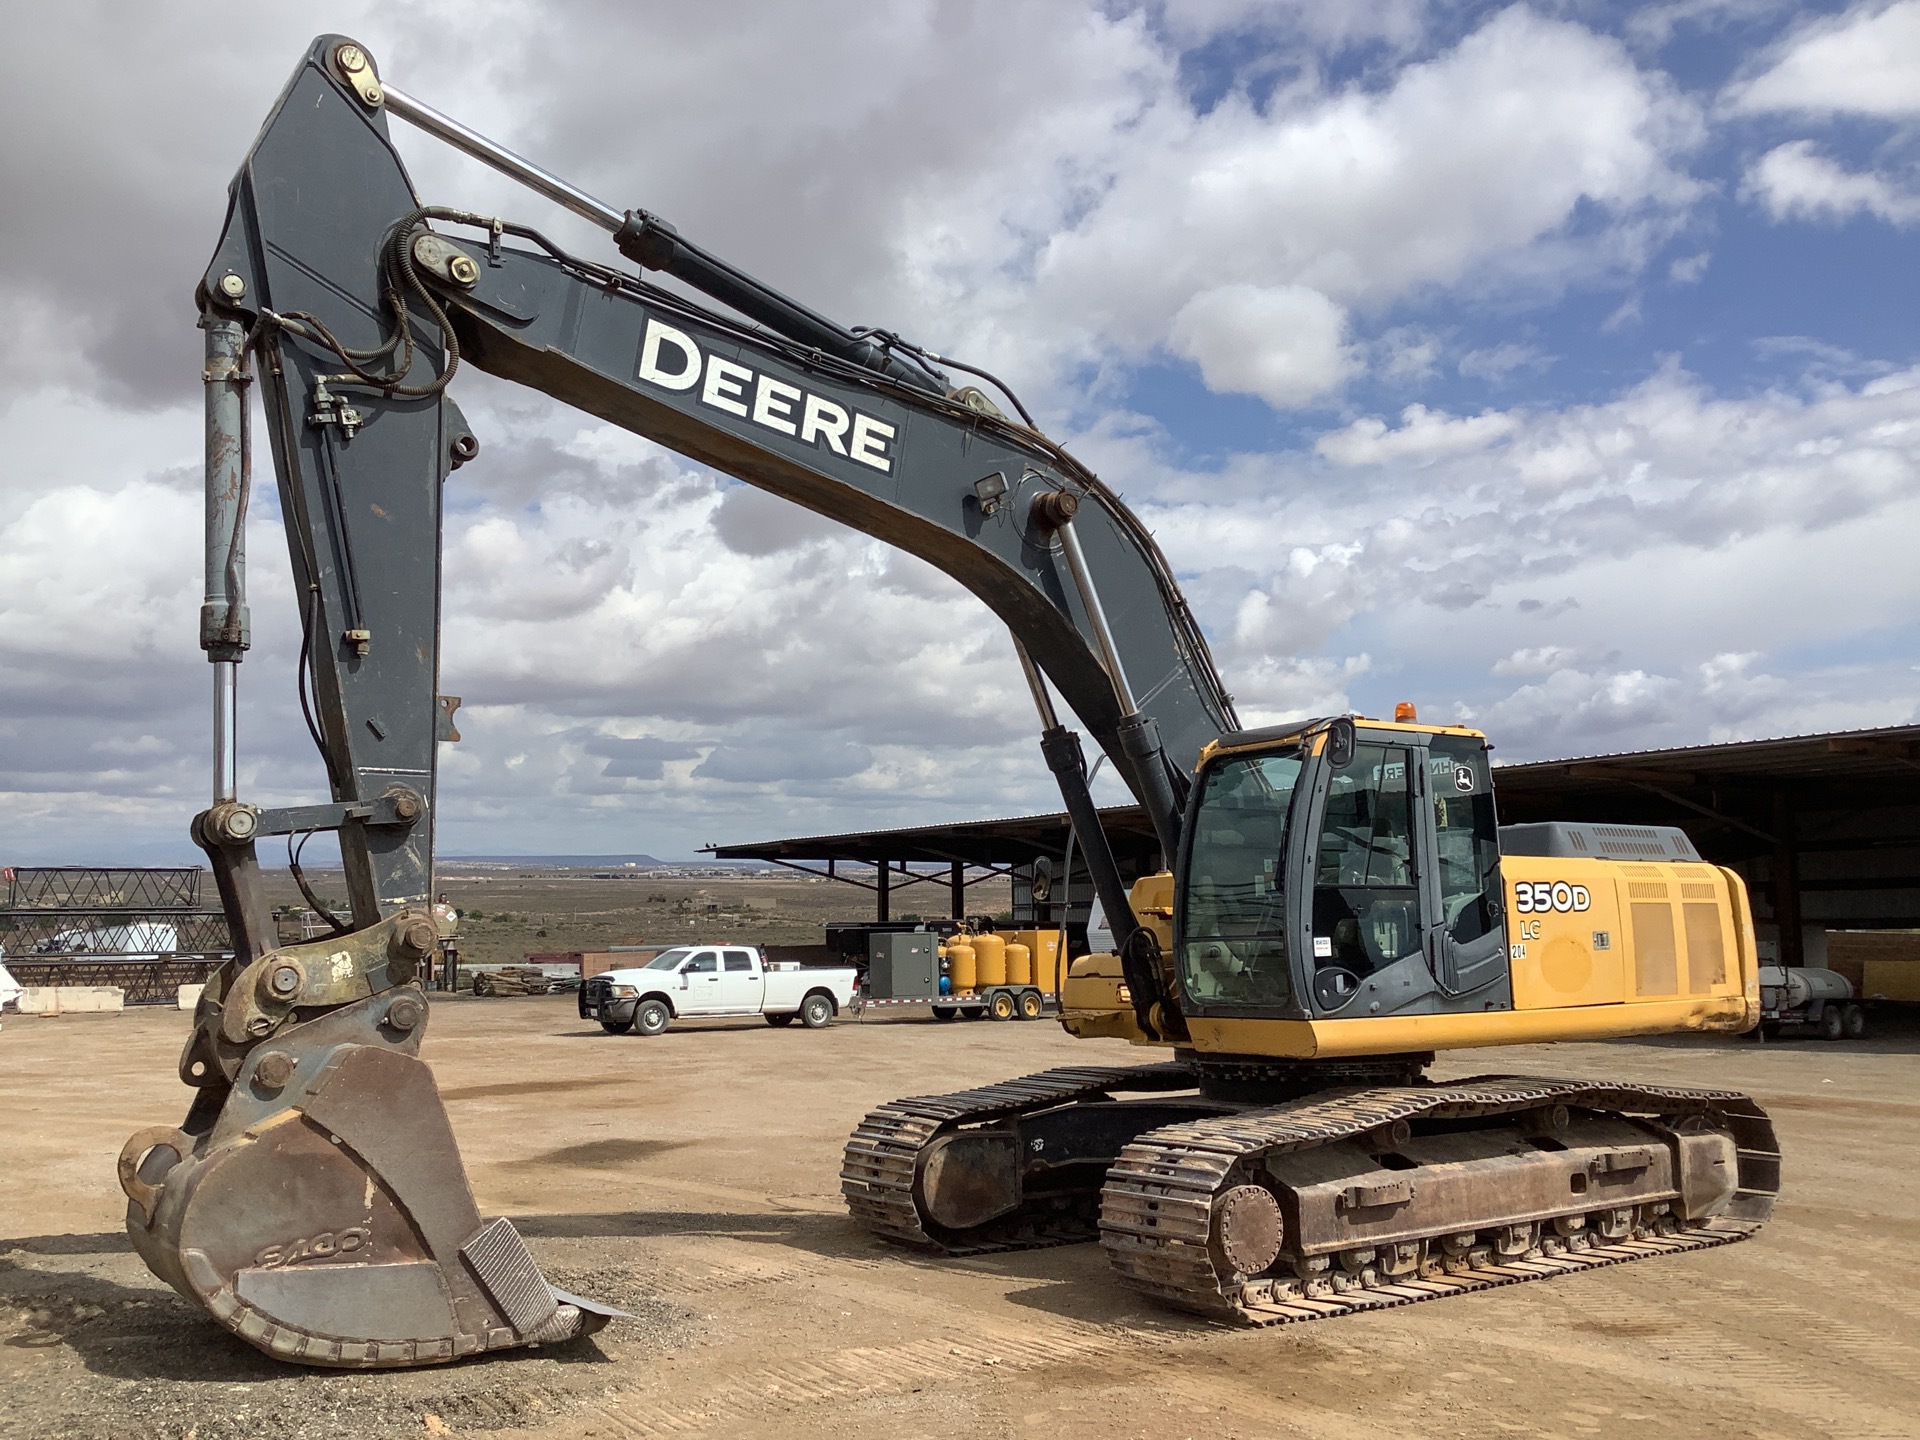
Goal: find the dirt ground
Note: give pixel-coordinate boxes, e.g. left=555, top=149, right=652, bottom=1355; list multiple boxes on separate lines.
left=3, top=1000, right=1916, bottom=1440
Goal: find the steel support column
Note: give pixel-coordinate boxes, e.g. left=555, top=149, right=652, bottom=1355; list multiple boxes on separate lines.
left=950, top=861, right=965, bottom=920
left=1772, top=790, right=1803, bottom=967
left=877, top=860, right=890, bottom=922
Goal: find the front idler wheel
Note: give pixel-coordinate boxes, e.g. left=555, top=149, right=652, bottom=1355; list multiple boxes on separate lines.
left=1209, top=1183, right=1283, bottom=1280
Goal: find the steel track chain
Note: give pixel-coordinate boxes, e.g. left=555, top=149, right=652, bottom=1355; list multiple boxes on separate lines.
left=1100, top=1074, right=1780, bottom=1325
left=841, top=1061, right=1197, bottom=1253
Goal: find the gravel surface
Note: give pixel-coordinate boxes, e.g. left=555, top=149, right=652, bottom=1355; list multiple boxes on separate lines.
left=4, top=998, right=1916, bottom=1439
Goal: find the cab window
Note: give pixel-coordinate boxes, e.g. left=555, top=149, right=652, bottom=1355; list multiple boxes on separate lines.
left=723, top=951, right=755, bottom=972
left=1312, top=744, right=1423, bottom=995
left=1428, top=736, right=1500, bottom=944
left=682, top=952, right=718, bottom=974
left=1178, top=751, right=1300, bottom=1007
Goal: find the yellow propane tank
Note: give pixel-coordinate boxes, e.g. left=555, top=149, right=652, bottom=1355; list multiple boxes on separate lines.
left=948, top=941, right=977, bottom=994
left=973, top=933, right=1008, bottom=987
left=1008, top=929, right=1061, bottom=991
left=1005, top=941, right=1033, bottom=987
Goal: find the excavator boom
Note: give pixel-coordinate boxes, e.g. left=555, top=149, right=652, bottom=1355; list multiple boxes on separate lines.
left=127, top=35, right=1234, bottom=1367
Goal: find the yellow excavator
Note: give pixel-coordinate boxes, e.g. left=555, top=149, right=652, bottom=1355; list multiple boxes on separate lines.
left=123, top=37, right=1774, bottom=1367
left=842, top=715, right=1774, bottom=1325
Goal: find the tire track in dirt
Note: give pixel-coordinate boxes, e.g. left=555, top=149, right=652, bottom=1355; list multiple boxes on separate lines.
left=578, top=1297, right=1157, bottom=1436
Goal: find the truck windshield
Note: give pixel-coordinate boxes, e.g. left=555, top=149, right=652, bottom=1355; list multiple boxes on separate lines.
left=1179, top=749, right=1302, bottom=1008
left=644, top=949, right=692, bottom=971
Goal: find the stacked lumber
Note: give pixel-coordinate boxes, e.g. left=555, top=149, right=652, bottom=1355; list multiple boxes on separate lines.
left=470, top=966, right=551, bottom=997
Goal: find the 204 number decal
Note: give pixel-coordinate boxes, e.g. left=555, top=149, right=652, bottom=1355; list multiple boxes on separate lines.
left=1512, top=881, right=1591, bottom=914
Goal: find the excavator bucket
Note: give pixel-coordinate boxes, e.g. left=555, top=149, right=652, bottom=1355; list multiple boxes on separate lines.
left=121, top=937, right=619, bottom=1367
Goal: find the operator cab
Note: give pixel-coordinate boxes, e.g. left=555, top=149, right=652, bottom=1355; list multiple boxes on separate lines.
left=1175, top=715, right=1512, bottom=1021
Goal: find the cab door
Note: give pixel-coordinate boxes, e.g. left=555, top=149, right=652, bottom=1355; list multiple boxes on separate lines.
left=676, top=950, right=724, bottom=1013
left=1416, top=736, right=1510, bottom=1000
left=712, top=949, right=762, bottom=1012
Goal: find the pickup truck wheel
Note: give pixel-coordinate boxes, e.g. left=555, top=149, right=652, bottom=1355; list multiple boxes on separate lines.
left=600, top=1018, right=633, bottom=1035
left=800, top=993, right=834, bottom=1029
left=988, top=990, right=1016, bottom=1021
left=1016, top=989, right=1044, bottom=1020
left=1818, top=1005, right=1845, bottom=1041
left=766, top=1013, right=795, bottom=1027
left=634, top=999, right=671, bottom=1037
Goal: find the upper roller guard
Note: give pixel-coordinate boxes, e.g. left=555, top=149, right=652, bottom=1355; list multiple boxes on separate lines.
left=121, top=911, right=621, bottom=1367
left=1100, top=1077, right=1779, bottom=1325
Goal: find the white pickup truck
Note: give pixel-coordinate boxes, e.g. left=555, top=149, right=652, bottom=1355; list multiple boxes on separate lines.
left=578, top=945, right=861, bottom=1036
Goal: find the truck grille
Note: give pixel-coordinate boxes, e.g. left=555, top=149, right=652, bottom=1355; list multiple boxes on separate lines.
left=578, top=977, right=612, bottom=1019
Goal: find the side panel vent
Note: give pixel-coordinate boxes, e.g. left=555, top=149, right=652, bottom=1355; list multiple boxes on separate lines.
left=1632, top=903, right=1679, bottom=996
left=1683, top=903, right=1727, bottom=991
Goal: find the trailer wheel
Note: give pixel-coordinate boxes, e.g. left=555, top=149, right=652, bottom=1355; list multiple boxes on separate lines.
left=1016, top=989, right=1044, bottom=1020
left=600, top=1017, right=633, bottom=1035
left=931, top=1006, right=958, bottom=1021
left=988, top=990, right=1016, bottom=1021
left=801, top=992, right=835, bottom=1029
left=634, top=999, right=672, bottom=1037
left=766, top=1013, right=795, bottom=1027
left=1843, top=1003, right=1867, bottom=1040
left=1818, top=1005, right=1845, bottom=1041
left=962, top=1005, right=987, bottom=1021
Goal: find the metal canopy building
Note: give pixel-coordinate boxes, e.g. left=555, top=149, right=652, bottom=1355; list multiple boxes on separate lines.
left=708, top=806, right=1160, bottom=927
left=709, top=723, right=1920, bottom=963
left=1493, top=723, right=1920, bottom=966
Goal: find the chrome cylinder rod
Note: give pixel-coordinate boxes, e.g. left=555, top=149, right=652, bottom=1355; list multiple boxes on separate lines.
left=213, top=663, right=238, bottom=803
left=1054, top=518, right=1138, bottom=715
left=381, top=82, right=625, bottom=233
left=1011, top=637, right=1061, bottom=731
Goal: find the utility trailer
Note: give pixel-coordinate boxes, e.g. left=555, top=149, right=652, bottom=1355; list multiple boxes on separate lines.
left=1757, top=964, right=1867, bottom=1040
left=858, top=930, right=1058, bottom=1022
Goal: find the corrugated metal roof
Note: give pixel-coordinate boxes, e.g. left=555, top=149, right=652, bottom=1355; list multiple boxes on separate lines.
left=708, top=804, right=1155, bottom=865
left=1498, top=721, right=1920, bottom=790
left=711, top=722, right=1920, bottom=863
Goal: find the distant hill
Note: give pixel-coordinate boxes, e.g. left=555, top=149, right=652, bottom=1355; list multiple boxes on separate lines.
left=441, top=854, right=670, bottom=867
left=439, top=854, right=775, bottom=870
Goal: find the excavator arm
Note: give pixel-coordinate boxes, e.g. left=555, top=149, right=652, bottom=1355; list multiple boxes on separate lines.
left=123, top=35, right=1235, bottom=1368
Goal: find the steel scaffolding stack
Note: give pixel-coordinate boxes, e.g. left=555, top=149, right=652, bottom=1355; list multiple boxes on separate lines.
left=0, top=866, right=232, bottom=1005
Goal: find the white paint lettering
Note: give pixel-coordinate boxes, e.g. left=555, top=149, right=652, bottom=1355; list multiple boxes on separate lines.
left=701, top=355, right=754, bottom=417
left=752, top=375, right=803, bottom=436
left=849, top=413, right=898, bottom=472
left=637, top=319, right=700, bottom=390
left=801, top=394, right=851, bottom=455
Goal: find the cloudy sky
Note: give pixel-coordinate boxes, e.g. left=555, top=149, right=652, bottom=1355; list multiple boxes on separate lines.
left=3, top=1, right=1918, bottom=864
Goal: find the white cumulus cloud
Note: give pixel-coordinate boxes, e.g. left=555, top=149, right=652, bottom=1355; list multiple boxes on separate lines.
left=1744, top=140, right=1920, bottom=225
left=1725, top=1, right=1920, bottom=118
left=1169, top=284, right=1359, bottom=407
